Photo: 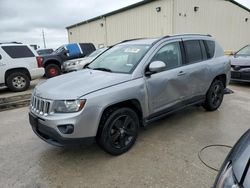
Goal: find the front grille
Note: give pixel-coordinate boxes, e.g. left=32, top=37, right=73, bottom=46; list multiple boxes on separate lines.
left=30, top=95, right=52, bottom=116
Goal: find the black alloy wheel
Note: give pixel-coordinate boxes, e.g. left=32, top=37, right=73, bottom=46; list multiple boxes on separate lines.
left=97, top=108, right=139, bottom=155
left=203, top=80, right=224, bottom=111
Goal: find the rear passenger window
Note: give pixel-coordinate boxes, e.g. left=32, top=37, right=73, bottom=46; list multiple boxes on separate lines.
left=204, top=40, right=215, bottom=59
left=183, top=40, right=203, bottom=64
left=2, top=46, right=34, bottom=58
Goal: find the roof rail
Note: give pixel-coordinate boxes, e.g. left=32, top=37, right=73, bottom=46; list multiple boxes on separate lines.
left=119, top=38, right=146, bottom=44
left=0, top=41, right=23, bottom=45
left=171, top=33, right=212, bottom=37
left=152, top=34, right=212, bottom=45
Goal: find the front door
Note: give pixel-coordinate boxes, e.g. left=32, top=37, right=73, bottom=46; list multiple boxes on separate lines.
left=145, top=41, right=192, bottom=115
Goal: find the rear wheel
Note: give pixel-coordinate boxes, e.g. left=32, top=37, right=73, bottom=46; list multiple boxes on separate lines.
left=203, top=80, right=224, bottom=111
left=45, top=64, right=61, bottom=78
left=6, top=72, right=30, bottom=92
left=97, top=108, right=139, bottom=155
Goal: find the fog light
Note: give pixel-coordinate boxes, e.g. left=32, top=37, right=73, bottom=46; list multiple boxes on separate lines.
left=58, top=124, right=74, bottom=134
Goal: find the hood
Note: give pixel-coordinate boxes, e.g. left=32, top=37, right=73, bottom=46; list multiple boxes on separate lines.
left=79, top=57, right=94, bottom=65
left=231, top=56, right=250, bottom=66
left=34, top=69, right=132, bottom=100
left=66, top=57, right=87, bottom=63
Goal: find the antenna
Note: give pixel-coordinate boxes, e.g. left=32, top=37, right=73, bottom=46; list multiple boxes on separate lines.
left=42, top=29, right=46, bottom=48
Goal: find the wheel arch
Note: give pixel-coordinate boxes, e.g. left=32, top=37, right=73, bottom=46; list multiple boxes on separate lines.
left=5, top=68, right=31, bottom=84
left=96, top=99, right=143, bottom=137
left=212, top=74, right=227, bottom=88
left=44, top=59, right=61, bottom=69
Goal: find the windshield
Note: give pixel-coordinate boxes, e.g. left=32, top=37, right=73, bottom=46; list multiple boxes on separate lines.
left=236, top=45, right=250, bottom=56
left=52, top=45, right=65, bottom=54
left=87, top=48, right=106, bottom=58
left=88, top=44, right=150, bottom=74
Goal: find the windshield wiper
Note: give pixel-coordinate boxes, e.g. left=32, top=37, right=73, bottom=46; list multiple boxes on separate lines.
left=93, top=68, right=112, bottom=72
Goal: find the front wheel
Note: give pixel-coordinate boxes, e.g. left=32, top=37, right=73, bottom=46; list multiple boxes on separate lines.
left=97, top=108, right=139, bottom=155
left=45, top=64, right=61, bottom=78
left=203, top=80, right=224, bottom=111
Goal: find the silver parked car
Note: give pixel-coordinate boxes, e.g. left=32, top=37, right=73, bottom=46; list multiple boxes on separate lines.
left=29, top=34, right=230, bottom=155
left=231, top=44, right=250, bottom=82
left=63, top=47, right=108, bottom=72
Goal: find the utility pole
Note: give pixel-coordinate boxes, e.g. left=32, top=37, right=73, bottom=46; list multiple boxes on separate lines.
left=42, top=29, right=46, bottom=48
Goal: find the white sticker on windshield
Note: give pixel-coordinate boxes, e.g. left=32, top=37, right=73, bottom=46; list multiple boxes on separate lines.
left=124, top=48, right=141, bottom=53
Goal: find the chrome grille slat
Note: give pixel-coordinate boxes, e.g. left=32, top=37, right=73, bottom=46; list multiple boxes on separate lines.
left=30, top=95, right=52, bottom=116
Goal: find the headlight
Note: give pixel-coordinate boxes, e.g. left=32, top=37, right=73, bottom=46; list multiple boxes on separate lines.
left=216, top=162, right=240, bottom=188
left=68, top=61, right=81, bottom=66
left=52, top=100, right=86, bottom=113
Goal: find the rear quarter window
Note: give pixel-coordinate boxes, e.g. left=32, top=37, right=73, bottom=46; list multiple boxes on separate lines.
left=204, top=40, right=215, bottom=59
left=2, top=46, right=35, bottom=58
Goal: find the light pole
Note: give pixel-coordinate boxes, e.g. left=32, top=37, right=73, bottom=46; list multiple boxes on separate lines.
left=42, top=29, right=46, bottom=48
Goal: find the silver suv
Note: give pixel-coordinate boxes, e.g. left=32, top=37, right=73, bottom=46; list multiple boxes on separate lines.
left=29, top=34, right=230, bottom=155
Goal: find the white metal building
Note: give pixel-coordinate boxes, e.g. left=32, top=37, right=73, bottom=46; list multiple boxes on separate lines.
left=66, top=0, right=250, bottom=51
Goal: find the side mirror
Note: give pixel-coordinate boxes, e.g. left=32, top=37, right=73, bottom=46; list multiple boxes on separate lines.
left=146, top=61, right=166, bottom=76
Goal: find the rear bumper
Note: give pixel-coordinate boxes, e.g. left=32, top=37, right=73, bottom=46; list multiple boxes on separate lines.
left=30, top=68, right=45, bottom=80
left=29, top=112, right=95, bottom=147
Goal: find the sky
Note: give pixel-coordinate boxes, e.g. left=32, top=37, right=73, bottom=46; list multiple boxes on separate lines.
left=0, top=0, right=249, bottom=49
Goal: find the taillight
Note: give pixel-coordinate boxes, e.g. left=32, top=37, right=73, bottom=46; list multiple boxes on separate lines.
left=36, top=56, right=43, bottom=68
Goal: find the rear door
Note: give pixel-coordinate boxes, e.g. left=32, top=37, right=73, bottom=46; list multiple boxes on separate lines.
left=145, top=40, right=193, bottom=115
left=0, top=48, right=7, bottom=84
left=181, top=39, right=211, bottom=97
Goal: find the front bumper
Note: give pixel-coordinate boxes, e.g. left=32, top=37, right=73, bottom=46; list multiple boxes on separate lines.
left=29, top=112, right=95, bottom=147
left=231, top=70, right=250, bottom=82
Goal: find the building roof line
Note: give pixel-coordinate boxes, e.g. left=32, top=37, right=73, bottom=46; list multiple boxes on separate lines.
left=66, top=0, right=250, bottom=29
left=66, top=0, right=154, bottom=29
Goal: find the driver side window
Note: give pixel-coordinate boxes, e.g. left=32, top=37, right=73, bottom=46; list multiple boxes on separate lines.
left=151, top=42, right=182, bottom=70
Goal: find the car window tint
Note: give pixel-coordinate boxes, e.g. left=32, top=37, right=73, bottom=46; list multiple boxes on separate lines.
left=2, top=46, right=34, bottom=58
left=152, top=42, right=182, bottom=70
left=200, top=41, right=208, bottom=60
left=184, top=40, right=203, bottom=64
left=204, top=40, right=215, bottom=59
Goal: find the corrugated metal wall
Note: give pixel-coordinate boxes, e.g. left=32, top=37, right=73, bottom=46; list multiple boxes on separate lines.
left=105, top=0, right=173, bottom=46
left=68, top=19, right=106, bottom=47
left=174, top=0, right=250, bottom=50
left=68, top=0, right=250, bottom=50
left=68, top=0, right=174, bottom=47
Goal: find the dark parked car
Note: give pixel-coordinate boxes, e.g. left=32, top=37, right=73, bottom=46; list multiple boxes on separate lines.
left=40, top=43, right=95, bottom=78
left=37, top=48, right=54, bottom=55
left=214, top=129, right=250, bottom=188
left=231, top=45, right=250, bottom=82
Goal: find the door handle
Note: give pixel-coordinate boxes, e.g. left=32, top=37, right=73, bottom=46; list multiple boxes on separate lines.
left=177, top=71, right=186, bottom=76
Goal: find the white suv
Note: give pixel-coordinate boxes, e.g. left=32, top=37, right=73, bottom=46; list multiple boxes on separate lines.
left=0, top=42, right=44, bottom=92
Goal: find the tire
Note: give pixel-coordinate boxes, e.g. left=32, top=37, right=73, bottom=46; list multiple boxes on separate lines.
left=6, top=72, right=30, bottom=92
left=45, top=64, right=61, bottom=78
left=203, top=80, right=224, bottom=111
left=97, top=107, right=139, bottom=155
